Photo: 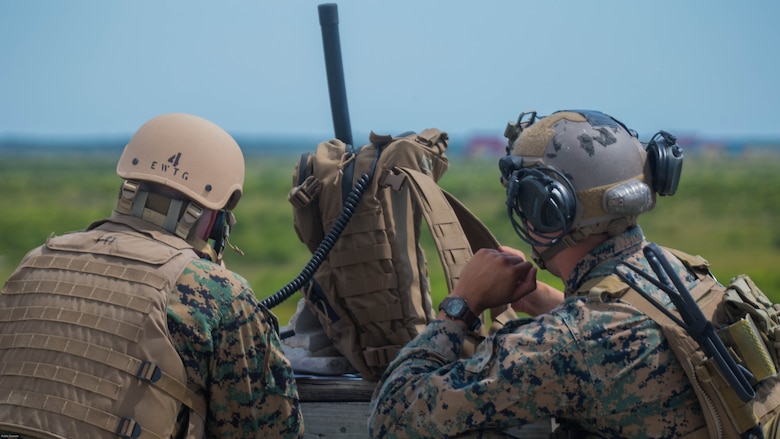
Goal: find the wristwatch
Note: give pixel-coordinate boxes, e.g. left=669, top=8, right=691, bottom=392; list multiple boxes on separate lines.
left=438, top=296, right=481, bottom=331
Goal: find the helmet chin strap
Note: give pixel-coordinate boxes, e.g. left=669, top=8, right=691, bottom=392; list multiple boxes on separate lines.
left=533, top=235, right=577, bottom=269
left=531, top=247, right=547, bottom=269
left=115, top=179, right=230, bottom=263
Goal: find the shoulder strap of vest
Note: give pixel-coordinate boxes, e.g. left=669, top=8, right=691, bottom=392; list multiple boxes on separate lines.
left=576, top=249, right=715, bottom=324
left=386, top=166, right=517, bottom=331
left=575, top=245, right=711, bottom=301
left=664, top=247, right=711, bottom=274
left=614, top=245, right=718, bottom=328
left=96, top=214, right=220, bottom=264
left=575, top=274, right=631, bottom=302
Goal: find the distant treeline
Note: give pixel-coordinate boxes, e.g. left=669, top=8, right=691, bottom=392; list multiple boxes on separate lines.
left=0, top=134, right=343, bottom=157
left=4, top=132, right=779, bottom=159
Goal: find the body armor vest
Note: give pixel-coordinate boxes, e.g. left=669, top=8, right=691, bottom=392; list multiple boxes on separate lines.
left=0, top=216, right=206, bottom=439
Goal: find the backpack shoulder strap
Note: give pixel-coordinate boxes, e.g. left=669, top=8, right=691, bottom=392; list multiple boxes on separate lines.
left=387, top=166, right=517, bottom=331
left=389, top=167, right=478, bottom=291
left=442, top=189, right=500, bottom=252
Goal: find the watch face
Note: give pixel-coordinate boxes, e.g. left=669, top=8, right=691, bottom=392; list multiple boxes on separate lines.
left=440, top=297, right=481, bottom=331
left=445, top=298, right=466, bottom=317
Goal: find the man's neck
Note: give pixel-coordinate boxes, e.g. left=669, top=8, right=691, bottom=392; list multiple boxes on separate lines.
left=545, top=233, right=609, bottom=282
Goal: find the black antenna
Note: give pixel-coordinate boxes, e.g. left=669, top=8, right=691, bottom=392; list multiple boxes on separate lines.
left=318, top=3, right=353, bottom=147
left=261, top=3, right=366, bottom=312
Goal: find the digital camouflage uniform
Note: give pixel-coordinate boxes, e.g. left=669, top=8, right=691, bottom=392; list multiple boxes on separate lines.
left=369, top=225, right=708, bottom=438
left=168, top=258, right=303, bottom=438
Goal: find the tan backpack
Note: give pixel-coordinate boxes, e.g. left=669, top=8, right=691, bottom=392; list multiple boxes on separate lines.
left=580, top=243, right=780, bottom=439
left=277, top=129, right=516, bottom=381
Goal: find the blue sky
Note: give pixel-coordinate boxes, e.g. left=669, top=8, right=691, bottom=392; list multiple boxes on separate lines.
left=2, top=1, right=779, bottom=142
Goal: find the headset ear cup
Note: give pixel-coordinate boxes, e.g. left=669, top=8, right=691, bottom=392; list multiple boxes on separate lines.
left=646, top=131, right=684, bottom=196
left=548, top=182, right=577, bottom=231
left=516, top=172, right=577, bottom=234
left=647, top=140, right=666, bottom=194
left=516, top=176, right=552, bottom=232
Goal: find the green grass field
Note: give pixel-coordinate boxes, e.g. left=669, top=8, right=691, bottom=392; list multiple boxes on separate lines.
left=1, top=151, right=778, bottom=325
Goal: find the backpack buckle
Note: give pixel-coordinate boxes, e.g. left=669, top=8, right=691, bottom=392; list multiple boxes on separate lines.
left=382, top=169, right=407, bottom=191
left=289, top=176, right=322, bottom=208
left=136, top=360, right=162, bottom=383
left=116, top=417, right=142, bottom=439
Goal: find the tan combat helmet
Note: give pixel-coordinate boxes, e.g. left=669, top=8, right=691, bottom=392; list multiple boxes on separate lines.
left=500, top=110, right=664, bottom=266
left=117, top=113, right=244, bottom=210
left=115, top=113, right=245, bottom=262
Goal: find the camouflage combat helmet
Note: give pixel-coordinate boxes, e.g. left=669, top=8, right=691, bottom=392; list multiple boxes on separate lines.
left=500, top=110, right=656, bottom=265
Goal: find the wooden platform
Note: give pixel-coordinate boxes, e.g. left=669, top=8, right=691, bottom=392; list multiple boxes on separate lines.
left=296, top=375, right=553, bottom=438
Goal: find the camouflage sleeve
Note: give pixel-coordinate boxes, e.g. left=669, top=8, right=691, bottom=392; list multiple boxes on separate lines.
left=169, top=259, right=303, bottom=439
left=368, top=315, right=587, bottom=438
left=369, top=294, right=706, bottom=438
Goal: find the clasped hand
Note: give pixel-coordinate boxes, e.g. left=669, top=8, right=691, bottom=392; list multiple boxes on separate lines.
left=450, top=246, right=564, bottom=317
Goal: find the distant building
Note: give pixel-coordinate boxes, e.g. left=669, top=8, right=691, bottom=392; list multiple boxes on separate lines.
left=465, top=135, right=506, bottom=157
